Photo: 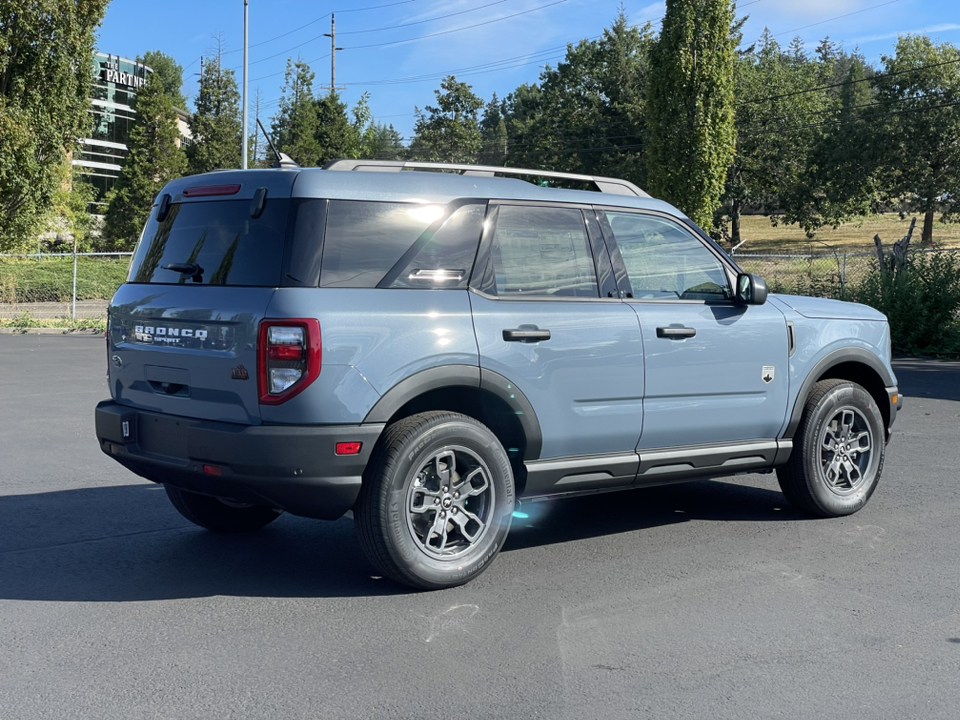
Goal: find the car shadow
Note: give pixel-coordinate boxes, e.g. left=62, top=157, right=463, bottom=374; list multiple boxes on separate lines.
left=504, top=477, right=797, bottom=552
left=0, top=477, right=794, bottom=602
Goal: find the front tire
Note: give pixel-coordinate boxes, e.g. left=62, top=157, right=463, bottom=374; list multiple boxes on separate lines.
left=164, top=485, right=283, bottom=533
left=777, top=379, right=885, bottom=518
left=355, top=412, right=515, bottom=590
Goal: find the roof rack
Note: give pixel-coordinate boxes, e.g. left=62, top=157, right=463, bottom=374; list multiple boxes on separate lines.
left=322, top=159, right=650, bottom=198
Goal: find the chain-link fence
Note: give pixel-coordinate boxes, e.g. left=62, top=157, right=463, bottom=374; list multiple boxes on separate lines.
left=732, top=250, right=880, bottom=300
left=0, top=248, right=954, bottom=324
left=0, top=253, right=132, bottom=321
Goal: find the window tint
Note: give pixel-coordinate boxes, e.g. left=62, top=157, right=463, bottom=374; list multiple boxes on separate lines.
left=129, top=199, right=290, bottom=286
left=383, top=203, right=485, bottom=289
left=320, top=201, right=483, bottom=289
left=604, top=212, right=730, bottom=301
left=490, top=206, right=599, bottom=298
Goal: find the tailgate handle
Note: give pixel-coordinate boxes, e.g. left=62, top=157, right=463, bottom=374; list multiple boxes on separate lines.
left=657, top=326, right=696, bottom=339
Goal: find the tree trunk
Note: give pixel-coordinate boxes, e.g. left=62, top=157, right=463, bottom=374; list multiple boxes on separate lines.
left=922, top=207, right=934, bottom=245
left=731, top=198, right=741, bottom=246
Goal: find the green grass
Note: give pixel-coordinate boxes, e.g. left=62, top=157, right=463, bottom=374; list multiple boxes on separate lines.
left=734, top=213, right=960, bottom=253
left=0, top=312, right=106, bottom=333
left=0, top=256, right=129, bottom=304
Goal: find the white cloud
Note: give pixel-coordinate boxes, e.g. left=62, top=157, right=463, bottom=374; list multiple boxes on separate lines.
left=849, top=23, right=960, bottom=44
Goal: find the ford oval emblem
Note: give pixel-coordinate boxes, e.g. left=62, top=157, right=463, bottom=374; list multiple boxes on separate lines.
left=112, top=355, right=123, bottom=368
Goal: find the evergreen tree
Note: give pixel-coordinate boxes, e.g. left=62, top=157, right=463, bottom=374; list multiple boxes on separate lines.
left=271, top=59, right=320, bottom=166
left=361, top=123, right=406, bottom=160
left=103, top=76, right=187, bottom=250
left=315, top=92, right=367, bottom=165
left=139, top=51, right=187, bottom=109
left=479, top=94, right=507, bottom=165
left=0, top=0, right=109, bottom=250
left=647, top=0, right=737, bottom=229
left=409, top=76, right=484, bottom=163
left=187, top=42, right=242, bottom=175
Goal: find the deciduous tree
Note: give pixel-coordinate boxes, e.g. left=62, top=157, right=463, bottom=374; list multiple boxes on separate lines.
left=647, top=0, right=737, bottom=229
left=0, top=0, right=109, bottom=250
left=873, top=35, right=960, bottom=244
left=103, top=76, right=186, bottom=249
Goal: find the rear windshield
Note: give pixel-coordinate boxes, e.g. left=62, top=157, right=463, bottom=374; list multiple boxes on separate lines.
left=128, top=199, right=290, bottom=286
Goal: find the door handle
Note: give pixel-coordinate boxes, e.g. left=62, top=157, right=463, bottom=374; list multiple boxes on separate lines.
left=503, top=328, right=551, bottom=343
left=656, top=326, right=696, bottom=339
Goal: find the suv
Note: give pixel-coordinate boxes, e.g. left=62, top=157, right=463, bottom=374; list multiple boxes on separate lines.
left=95, top=160, right=901, bottom=590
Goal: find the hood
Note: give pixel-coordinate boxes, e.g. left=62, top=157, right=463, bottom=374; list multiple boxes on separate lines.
left=770, top=294, right=887, bottom=322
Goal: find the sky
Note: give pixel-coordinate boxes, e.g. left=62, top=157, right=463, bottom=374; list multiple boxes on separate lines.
left=96, top=0, right=960, bottom=141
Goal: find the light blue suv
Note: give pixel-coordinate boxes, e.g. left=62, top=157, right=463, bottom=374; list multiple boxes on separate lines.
left=95, top=160, right=901, bottom=589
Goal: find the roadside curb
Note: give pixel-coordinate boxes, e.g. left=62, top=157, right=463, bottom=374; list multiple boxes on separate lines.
left=0, top=328, right=102, bottom=335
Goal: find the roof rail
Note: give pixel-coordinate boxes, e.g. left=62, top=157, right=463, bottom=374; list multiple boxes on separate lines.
left=322, top=159, right=650, bottom=198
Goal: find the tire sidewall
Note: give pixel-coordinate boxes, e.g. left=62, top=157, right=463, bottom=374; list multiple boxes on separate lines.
left=802, top=383, right=885, bottom=516
left=380, top=417, right=515, bottom=587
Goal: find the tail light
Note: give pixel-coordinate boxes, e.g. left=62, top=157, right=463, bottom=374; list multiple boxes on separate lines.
left=258, top=319, right=322, bottom=405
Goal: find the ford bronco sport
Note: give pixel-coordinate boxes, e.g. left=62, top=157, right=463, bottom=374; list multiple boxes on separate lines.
left=95, top=160, right=900, bottom=590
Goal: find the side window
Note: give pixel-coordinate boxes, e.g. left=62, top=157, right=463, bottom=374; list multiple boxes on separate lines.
left=604, top=212, right=731, bottom=301
left=490, top=205, right=599, bottom=298
left=320, top=201, right=483, bottom=289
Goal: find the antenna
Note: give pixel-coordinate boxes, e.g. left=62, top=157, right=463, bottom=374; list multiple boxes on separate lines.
left=256, top=118, right=299, bottom=169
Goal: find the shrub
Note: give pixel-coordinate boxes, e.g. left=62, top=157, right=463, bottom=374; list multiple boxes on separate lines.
left=853, top=248, right=960, bottom=357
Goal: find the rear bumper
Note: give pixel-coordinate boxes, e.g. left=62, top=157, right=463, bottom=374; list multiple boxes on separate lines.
left=95, top=400, right=384, bottom=520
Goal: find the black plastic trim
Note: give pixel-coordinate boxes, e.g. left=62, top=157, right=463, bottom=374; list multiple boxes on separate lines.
left=636, top=439, right=784, bottom=483
left=520, top=439, right=791, bottom=499
left=785, top=349, right=897, bottom=438
left=96, top=400, right=383, bottom=520
left=361, top=365, right=543, bottom=462
left=523, top=453, right=638, bottom=496
left=479, top=368, right=543, bottom=461
left=364, top=365, right=481, bottom=423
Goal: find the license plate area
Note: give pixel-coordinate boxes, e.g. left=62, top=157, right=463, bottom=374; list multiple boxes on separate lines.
left=138, top=414, right=190, bottom=458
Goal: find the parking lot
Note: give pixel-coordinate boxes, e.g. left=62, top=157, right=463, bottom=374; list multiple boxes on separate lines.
left=1, top=334, right=958, bottom=719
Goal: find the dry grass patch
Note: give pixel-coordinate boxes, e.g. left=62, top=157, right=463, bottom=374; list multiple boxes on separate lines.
left=733, top=214, right=960, bottom=254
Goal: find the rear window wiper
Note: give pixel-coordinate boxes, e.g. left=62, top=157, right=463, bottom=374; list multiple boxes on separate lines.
left=162, top=262, right=204, bottom=282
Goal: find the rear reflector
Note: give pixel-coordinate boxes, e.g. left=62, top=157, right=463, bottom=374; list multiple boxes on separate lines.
left=335, top=442, right=363, bottom=456
left=183, top=184, right=242, bottom=198
left=258, top=319, right=322, bottom=405
left=203, top=464, right=222, bottom=476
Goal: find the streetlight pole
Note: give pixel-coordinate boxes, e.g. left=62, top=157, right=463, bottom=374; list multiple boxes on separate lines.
left=242, top=0, right=249, bottom=169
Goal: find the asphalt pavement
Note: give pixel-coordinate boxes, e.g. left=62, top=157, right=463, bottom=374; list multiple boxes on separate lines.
left=1, top=334, right=958, bottom=719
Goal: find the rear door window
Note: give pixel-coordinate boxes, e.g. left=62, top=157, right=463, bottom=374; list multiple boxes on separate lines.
left=129, top=199, right=290, bottom=286
left=488, top=205, right=600, bottom=298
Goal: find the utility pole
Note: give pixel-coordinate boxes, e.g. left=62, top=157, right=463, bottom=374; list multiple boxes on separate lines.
left=323, top=14, right=345, bottom=94
left=242, top=0, right=249, bottom=169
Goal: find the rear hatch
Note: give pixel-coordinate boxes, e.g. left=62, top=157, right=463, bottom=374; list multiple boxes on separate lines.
left=108, top=170, right=299, bottom=425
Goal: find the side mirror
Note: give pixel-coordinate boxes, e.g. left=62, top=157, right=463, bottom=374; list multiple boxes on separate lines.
left=735, top=273, right=768, bottom=305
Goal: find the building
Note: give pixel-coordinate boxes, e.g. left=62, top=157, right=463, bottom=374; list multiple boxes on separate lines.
left=73, top=52, right=191, bottom=215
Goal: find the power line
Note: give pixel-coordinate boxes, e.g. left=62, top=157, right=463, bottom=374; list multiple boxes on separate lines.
left=223, top=1, right=415, bottom=55
left=343, top=0, right=570, bottom=51
left=770, top=0, right=902, bottom=39
left=739, top=56, right=960, bottom=105
left=740, top=97, right=960, bottom=136
left=339, top=0, right=508, bottom=35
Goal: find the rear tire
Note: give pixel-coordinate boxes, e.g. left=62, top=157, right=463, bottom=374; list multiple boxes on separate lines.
left=777, top=379, right=885, bottom=518
left=164, top=485, right=283, bottom=533
left=355, top=412, right=515, bottom=590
